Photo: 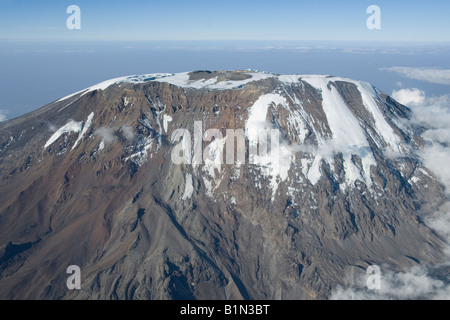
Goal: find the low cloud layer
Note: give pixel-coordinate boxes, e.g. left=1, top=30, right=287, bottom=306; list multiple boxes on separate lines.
left=332, top=265, right=450, bottom=300
left=0, top=110, right=7, bottom=122
left=382, top=67, right=450, bottom=85
left=394, top=89, right=450, bottom=194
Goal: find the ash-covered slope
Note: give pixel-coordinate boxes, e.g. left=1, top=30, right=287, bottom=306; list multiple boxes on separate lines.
left=0, top=70, right=446, bottom=300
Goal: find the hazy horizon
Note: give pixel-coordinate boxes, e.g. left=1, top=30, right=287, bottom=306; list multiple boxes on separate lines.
left=1, top=40, right=450, bottom=120
left=2, top=1, right=450, bottom=120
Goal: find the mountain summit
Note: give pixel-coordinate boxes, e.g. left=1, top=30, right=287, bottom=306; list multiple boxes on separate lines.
left=0, top=70, right=446, bottom=299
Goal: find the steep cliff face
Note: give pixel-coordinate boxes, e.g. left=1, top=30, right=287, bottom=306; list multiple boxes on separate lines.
left=0, top=70, right=446, bottom=299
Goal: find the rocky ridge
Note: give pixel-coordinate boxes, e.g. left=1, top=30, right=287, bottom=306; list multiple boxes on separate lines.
left=0, top=70, right=446, bottom=299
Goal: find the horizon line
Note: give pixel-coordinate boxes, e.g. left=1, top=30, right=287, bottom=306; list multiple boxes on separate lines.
left=1, top=39, right=450, bottom=44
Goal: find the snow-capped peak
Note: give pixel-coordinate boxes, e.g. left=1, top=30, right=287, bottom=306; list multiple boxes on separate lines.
left=49, top=70, right=412, bottom=198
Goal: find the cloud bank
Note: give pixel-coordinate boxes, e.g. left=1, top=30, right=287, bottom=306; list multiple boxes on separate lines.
left=332, top=265, right=450, bottom=300
left=393, top=89, right=450, bottom=194
left=382, top=67, right=450, bottom=85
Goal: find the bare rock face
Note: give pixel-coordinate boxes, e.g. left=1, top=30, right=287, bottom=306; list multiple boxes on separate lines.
left=0, top=70, right=446, bottom=300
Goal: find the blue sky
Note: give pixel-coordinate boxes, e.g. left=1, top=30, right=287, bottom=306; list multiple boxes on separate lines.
left=1, top=0, right=450, bottom=41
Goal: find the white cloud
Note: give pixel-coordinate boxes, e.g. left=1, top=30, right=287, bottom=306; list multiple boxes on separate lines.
left=0, top=110, right=8, bottom=122
left=382, top=67, right=450, bottom=85
left=423, top=128, right=450, bottom=146
left=402, top=88, right=450, bottom=245
left=95, top=127, right=116, bottom=143
left=392, top=88, right=426, bottom=106
left=332, top=265, right=450, bottom=300
left=421, top=143, right=450, bottom=193
left=47, top=123, right=57, bottom=132
left=402, top=91, right=450, bottom=195
left=120, top=125, right=135, bottom=141
left=426, top=202, right=450, bottom=256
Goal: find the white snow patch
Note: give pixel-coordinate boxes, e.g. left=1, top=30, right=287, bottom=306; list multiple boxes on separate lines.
left=123, top=97, right=130, bottom=107
left=203, top=177, right=214, bottom=198
left=44, top=120, right=83, bottom=149
left=98, top=140, right=105, bottom=151
left=203, top=137, right=226, bottom=178
left=353, top=81, right=401, bottom=152
left=301, top=75, right=377, bottom=188
left=246, top=93, right=293, bottom=199
left=124, top=137, right=155, bottom=165
left=200, top=136, right=227, bottom=198
left=56, top=89, right=88, bottom=103
left=54, top=71, right=298, bottom=106
left=301, top=153, right=326, bottom=186
left=181, top=173, right=194, bottom=201
left=163, top=115, right=173, bottom=133
left=156, top=71, right=273, bottom=90
left=56, top=71, right=275, bottom=104
left=56, top=74, right=173, bottom=103
left=285, top=94, right=309, bottom=144
left=278, top=75, right=302, bottom=84
left=72, top=112, right=94, bottom=150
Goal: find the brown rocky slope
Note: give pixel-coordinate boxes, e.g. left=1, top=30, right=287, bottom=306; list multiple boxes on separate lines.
left=0, top=70, right=446, bottom=299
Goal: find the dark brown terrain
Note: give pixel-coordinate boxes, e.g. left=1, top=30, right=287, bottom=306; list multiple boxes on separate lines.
left=0, top=71, right=446, bottom=299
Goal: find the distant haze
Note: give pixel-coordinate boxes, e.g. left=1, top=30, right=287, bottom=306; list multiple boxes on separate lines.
left=1, top=41, right=450, bottom=120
